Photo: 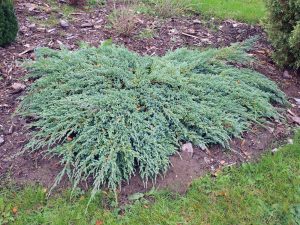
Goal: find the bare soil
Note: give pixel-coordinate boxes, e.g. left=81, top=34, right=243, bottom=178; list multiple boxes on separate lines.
left=0, top=0, right=299, bottom=201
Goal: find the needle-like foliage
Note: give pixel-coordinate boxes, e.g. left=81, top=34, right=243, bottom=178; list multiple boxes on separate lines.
left=18, top=40, right=287, bottom=198
left=0, top=0, right=18, bottom=46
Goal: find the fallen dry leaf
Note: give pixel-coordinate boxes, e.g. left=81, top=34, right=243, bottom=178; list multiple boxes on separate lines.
left=211, top=168, right=222, bottom=177
left=12, top=206, right=18, bottom=214
left=216, top=191, right=227, bottom=197
left=95, top=220, right=104, bottom=225
left=241, top=139, right=246, bottom=146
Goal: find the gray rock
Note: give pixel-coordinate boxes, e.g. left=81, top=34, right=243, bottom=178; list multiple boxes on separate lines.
left=11, top=83, right=26, bottom=92
left=181, top=142, right=193, bottom=154
left=181, top=143, right=194, bottom=159
left=283, top=70, right=292, bottom=79
left=60, top=19, right=69, bottom=29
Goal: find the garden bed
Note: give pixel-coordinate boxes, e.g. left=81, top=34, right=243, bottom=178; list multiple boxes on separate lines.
left=0, top=0, right=299, bottom=202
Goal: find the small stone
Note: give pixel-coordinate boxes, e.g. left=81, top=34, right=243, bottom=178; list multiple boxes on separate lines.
left=181, top=142, right=193, bottom=160
left=271, top=148, right=278, bottom=154
left=220, top=160, right=226, bottom=165
left=288, top=139, right=293, bottom=144
left=0, top=136, right=4, bottom=145
left=181, top=142, right=193, bottom=154
left=11, top=82, right=26, bottom=92
left=283, top=70, right=292, bottom=79
left=60, top=19, right=69, bottom=29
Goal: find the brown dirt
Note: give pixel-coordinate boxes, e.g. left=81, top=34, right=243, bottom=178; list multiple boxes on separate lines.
left=0, top=0, right=299, bottom=201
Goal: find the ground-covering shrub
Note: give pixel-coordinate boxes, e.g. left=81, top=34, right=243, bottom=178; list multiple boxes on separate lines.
left=0, top=0, right=18, bottom=46
left=264, top=0, right=300, bottom=70
left=18, top=40, right=287, bottom=199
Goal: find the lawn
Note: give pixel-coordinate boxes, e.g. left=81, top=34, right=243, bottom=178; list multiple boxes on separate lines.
left=190, top=0, right=266, bottom=23
left=1, top=131, right=299, bottom=225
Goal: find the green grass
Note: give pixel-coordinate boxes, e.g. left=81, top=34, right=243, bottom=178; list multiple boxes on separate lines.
left=27, top=0, right=75, bottom=28
left=28, top=14, right=59, bottom=28
left=190, top=0, right=266, bottom=23
left=46, top=0, right=75, bottom=18
left=137, top=27, right=156, bottom=39
left=1, top=131, right=299, bottom=224
left=137, top=0, right=265, bottom=23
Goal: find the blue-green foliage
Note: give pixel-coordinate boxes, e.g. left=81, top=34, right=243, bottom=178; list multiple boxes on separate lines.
left=18, top=41, right=287, bottom=197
